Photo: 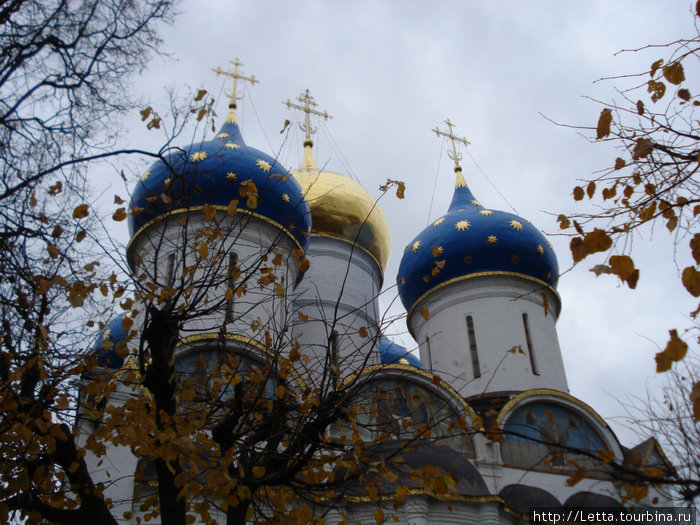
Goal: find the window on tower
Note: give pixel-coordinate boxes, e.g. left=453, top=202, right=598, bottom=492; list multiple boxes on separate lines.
left=466, top=315, right=481, bottom=378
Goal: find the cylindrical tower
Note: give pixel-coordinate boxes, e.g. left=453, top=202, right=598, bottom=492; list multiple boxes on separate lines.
left=285, top=91, right=391, bottom=379
left=397, top=123, right=566, bottom=398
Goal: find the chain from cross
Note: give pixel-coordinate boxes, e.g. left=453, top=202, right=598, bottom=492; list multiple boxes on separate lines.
left=433, top=118, right=470, bottom=167
left=283, top=89, right=331, bottom=140
left=212, top=58, right=259, bottom=107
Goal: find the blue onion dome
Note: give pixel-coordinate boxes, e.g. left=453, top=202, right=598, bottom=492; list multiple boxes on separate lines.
left=128, top=104, right=311, bottom=253
left=379, top=335, right=421, bottom=368
left=91, top=313, right=131, bottom=369
left=397, top=167, right=559, bottom=313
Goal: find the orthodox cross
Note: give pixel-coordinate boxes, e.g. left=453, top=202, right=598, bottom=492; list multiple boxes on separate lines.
left=283, top=90, right=331, bottom=144
left=433, top=119, right=470, bottom=169
left=212, top=58, right=259, bottom=108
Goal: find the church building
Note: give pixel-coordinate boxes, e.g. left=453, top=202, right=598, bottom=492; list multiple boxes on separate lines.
left=79, top=59, right=673, bottom=524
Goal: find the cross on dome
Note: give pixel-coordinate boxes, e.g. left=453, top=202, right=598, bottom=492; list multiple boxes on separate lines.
left=433, top=118, right=470, bottom=172
left=283, top=89, right=331, bottom=146
left=212, top=58, right=259, bottom=123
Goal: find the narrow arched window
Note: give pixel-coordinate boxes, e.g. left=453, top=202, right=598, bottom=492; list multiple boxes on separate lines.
left=225, top=252, right=238, bottom=323
left=466, top=316, right=481, bottom=378
left=522, top=313, right=539, bottom=375
left=424, top=336, right=433, bottom=373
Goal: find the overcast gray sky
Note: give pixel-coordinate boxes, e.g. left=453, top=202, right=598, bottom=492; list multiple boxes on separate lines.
left=112, top=1, right=698, bottom=446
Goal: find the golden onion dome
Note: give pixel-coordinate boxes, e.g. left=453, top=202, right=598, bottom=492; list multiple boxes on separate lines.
left=292, top=142, right=391, bottom=273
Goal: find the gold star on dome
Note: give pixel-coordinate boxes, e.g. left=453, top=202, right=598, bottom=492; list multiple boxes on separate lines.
left=536, top=244, right=544, bottom=255
left=479, top=210, right=493, bottom=216
left=190, top=151, right=208, bottom=162
left=225, top=142, right=240, bottom=149
left=216, top=132, right=230, bottom=139
left=411, top=240, right=421, bottom=253
left=400, top=277, right=406, bottom=285
left=433, top=217, right=445, bottom=226
left=399, top=357, right=409, bottom=365
left=163, top=177, right=172, bottom=188
left=548, top=241, right=554, bottom=251
left=455, top=220, right=470, bottom=231
left=432, top=246, right=444, bottom=257
left=140, top=168, right=151, bottom=182
left=281, top=193, right=290, bottom=203
left=226, top=172, right=237, bottom=182
left=471, top=200, right=482, bottom=207
left=510, top=220, right=524, bottom=231
left=102, top=329, right=111, bottom=342
left=256, top=159, right=271, bottom=172
left=422, top=275, right=431, bottom=283
left=487, top=235, right=498, bottom=244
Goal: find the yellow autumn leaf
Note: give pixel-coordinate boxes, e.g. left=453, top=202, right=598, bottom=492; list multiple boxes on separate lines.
left=113, top=208, right=127, bottom=221
left=202, top=203, right=216, bottom=221
left=252, top=466, right=266, bottom=479
left=655, top=329, right=688, bottom=372
left=597, top=449, right=615, bottom=465
left=198, top=243, right=209, bottom=259
left=682, top=266, right=700, bottom=297
left=72, top=204, right=89, bottom=219
left=690, top=382, right=700, bottom=423
left=573, top=186, right=584, bottom=201
left=227, top=199, right=239, bottom=216
left=596, top=108, right=612, bottom=139
left=359, top=326, right=368, bottom=338
left=298, top=257, right=310, bottom=273
left=420, top=307, right=429, bottom=320
left=662, top=62, right=685, bottom=85
left=609, top=255, right=639, bottom=289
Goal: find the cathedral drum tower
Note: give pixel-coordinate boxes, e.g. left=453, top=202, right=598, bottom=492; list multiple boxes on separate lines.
left=397, top=119, right=566, bottom=397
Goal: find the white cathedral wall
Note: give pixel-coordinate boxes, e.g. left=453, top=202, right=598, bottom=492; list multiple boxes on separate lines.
left=77, top=389, right=138, bottom=524
left=407, top=275, right=568, bottom=397
left=328, top=497, right=512, bottom=525
left=291, top=236, right=383, bottom=378
left=127, top=212, right=302, bottom=349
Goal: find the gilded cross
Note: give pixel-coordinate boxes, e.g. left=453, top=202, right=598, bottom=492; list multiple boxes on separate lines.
left=433, top=119, right=470, bottom=169
left=212, top=58, right=259, bottom=108
left=283, top=90, right=332, bottom=141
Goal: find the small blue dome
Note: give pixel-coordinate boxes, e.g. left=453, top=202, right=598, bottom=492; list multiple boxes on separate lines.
left=92, top=313, right=130, bottom=369
left=397, top=169, right=558, bottom=312
left=128, top=110, right=311, bottom=251
left=379, top=336, right=421, bottom=368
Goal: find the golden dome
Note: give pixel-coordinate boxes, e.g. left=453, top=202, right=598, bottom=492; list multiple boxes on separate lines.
left=292, top=144, right=391, bottom=273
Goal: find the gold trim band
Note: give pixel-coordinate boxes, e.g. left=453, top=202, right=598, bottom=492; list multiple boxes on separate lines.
left=127, top=205, right=306, bottom=265
left=496, top=388, right=610, bottom=429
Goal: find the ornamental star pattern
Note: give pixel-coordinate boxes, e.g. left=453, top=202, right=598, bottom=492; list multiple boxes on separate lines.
left=510, top=220, right=524, bottom=231
left=411, top=240, right=421, bottom=253
left=226, top=172, right=237, bottom=181
left=281, top=193, right=290, bottom=203
left=140, top=168, right=151, bottom=182
left=256, top=159, right=271, bottom=172
left=433, top=217, right=445, bottom=226
left=479, top=210, right=494, bottom=216
left=190, top=151, right=208, bottom=162
left=471, top=200, right=482, bottom=207
left=216, top=132, right=230, bottom=139
left=536, top=244, right=545, bottom=255
left=455, top=220, right=470, bottom=231
left=487, top=235, right=498, bottom=244
left=225, top=142, right=240, bottom=149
